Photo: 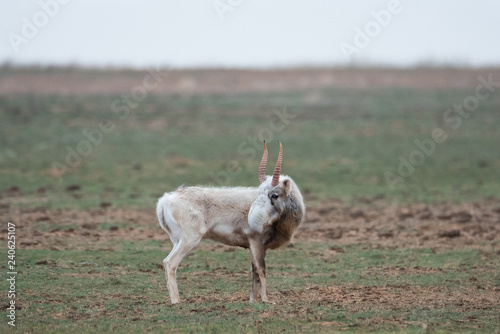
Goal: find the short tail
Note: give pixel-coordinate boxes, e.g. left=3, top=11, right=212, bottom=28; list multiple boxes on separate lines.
left=157, top=193, right=181, bottom=243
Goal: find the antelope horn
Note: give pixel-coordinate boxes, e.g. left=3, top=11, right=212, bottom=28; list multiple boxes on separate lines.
left=271, top=142, right=283, bottom=187
left=258, top=140, right=268, bottom=184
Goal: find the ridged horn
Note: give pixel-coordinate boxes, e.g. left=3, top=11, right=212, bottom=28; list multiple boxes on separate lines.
left=271, top=142, right=283, bottom=187
left=258, top=140, right=268, bottom=184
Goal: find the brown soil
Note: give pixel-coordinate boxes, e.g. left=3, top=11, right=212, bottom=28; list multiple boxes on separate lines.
left=1, top=67, right=499, bottom=96
left=190, top=284, right=500, bottom=316
left=2, top=197, right=499, bottom=252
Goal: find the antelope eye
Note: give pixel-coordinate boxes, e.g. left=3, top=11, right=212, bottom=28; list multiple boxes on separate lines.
left=271, top=194, right=278, bottom=200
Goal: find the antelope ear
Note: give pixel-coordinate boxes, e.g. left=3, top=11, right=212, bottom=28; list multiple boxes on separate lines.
left=283, top=178, right=291, bottom=196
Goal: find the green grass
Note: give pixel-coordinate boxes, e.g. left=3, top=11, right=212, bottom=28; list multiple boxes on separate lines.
left=1, top=241, right=498, bottom=333
left=0, top=86, right=499, bottom=209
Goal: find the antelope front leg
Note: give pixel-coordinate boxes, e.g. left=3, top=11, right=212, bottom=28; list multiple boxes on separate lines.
left=249, top=239, right=269, bottom=303
left=250, top=262, right=260, bottom=303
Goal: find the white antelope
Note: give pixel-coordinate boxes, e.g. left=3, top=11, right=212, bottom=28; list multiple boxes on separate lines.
left=156, top=141, right=305, bottom=304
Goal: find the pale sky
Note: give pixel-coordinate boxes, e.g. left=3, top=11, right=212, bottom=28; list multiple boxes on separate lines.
left=1, top=0, right=499, bottom=68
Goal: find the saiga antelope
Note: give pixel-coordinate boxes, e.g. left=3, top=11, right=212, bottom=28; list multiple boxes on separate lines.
left=156, top=141, right=305, bottom=304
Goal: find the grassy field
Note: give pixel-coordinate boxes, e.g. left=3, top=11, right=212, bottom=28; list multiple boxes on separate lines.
left=0, top=85, right=499, bottom=209
left=1, top=68, right=500, bottom=333
left=1, top=240, right=499, bottom=333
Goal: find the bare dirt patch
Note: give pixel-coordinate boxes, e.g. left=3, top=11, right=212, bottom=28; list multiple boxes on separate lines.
left=1, top=198, right=499, bottom=252
left=301, top=197, right=500, bottom=252
left=171, top=282, right=500, bottom=313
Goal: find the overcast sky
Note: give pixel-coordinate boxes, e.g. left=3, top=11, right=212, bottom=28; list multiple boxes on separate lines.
left=1, top=0, right=499, bottom=68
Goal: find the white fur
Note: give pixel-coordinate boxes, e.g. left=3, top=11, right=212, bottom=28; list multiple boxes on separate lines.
left=157, top=174, right=305, bottom=304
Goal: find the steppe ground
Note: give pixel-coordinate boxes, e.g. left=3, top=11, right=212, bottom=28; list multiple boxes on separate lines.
left=0, top=67, right=499, bottom=333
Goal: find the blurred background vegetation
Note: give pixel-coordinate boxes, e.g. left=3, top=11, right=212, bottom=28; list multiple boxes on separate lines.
left=1, top=71, right=499, bottom=209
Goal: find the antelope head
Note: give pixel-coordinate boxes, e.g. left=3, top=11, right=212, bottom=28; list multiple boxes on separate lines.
left=248, top=141, right=297, bottom=234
